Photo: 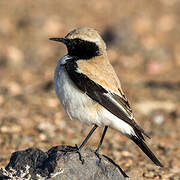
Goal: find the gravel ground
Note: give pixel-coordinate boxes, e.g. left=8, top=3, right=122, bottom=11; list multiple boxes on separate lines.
left=0, top=0, right=180, bottom=179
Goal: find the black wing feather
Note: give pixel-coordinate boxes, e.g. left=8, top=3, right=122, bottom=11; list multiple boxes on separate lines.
left=130, top=136, right=163, bottom=167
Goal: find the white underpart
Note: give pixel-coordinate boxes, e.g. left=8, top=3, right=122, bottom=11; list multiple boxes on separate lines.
left=98, top=108, right=136, bottom=136
left=54, top=55, right=136, bottom=137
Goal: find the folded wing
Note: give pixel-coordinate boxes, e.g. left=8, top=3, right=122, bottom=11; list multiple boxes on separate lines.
left=65, top=61, right=150, bottom=138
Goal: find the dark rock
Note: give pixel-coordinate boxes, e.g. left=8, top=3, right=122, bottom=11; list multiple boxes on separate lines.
left=42, top=80, right=54, bottom=91
left=102, top=27, right=116, bottom=46
left=5, top=148, right=48, bottom=179
left=102, top=20, right=141, bottom=55
left=144, top=80, right=180, bottom=90
left=169, top=111, right=178, bottom=121
left=1, top=145, right=129, bottom=180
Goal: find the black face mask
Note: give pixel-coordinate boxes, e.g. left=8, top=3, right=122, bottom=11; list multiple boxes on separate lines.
left=66, top=38, right=101, bottom=60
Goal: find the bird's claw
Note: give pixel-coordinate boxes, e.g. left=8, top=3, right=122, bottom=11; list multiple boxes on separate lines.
left=75, top=144, right=84, bottom=164
left=94, top=150, right=102, bottom=164
left=62, top=145, right=84, bottom=164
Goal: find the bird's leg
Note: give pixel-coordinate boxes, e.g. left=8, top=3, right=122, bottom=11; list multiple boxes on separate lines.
left=94, top=126, right=108, bottom=163
left=78, top=124, right=98, bottom=150
left=62, top=124, right=98, bottom=164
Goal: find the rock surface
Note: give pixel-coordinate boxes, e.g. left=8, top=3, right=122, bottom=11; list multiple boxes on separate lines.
left=0, top=146, right=129, bottom=180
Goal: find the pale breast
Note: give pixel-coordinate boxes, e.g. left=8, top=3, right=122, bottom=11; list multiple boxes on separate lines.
left=54, top=61, right=103, bottom=125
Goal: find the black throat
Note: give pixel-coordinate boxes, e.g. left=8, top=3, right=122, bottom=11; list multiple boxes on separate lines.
left=66, top=38, right=101, bottom=60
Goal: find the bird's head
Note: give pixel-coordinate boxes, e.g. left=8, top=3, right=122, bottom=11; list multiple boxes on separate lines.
left=49, top=27, right=106, bottom=60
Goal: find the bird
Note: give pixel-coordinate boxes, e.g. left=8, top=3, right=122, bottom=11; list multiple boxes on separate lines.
left=49, top=27, right=163, bottom=167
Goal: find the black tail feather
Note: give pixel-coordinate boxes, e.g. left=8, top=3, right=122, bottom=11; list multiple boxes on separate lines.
left=130, top=135, right=163, bottom=167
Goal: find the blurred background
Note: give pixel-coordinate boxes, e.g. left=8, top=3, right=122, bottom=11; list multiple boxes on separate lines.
left=0, top=0, right=179, bottom=179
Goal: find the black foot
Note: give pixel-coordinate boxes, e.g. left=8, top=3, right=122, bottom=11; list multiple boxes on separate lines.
left=94, top=150, right=102, bottom=165
left=61, top=145, right=84, bottom=164
left=102, top=154, right=129, bottom=178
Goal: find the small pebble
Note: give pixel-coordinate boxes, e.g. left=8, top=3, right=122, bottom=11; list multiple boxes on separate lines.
left=154, top=114, right=164, bottom=124
left=143, top=171, right=156, bottom=178
left=38, top=122, right=56, bottom=132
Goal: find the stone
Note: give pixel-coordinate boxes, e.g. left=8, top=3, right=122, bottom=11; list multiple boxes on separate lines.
left=0, top=145, right=129, bottom=180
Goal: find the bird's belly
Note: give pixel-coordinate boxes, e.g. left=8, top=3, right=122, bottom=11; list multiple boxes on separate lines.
left=54, top=65, right=102, bottom=125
